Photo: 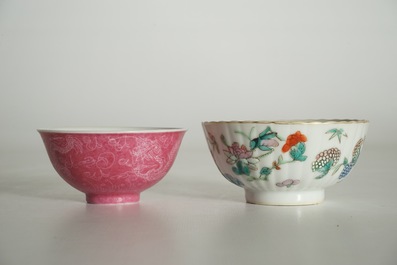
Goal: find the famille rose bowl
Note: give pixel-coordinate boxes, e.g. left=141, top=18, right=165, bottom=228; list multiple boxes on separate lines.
left=202, top=120, right=369, bottom=206
left=38, top=127, right=186, bottom=204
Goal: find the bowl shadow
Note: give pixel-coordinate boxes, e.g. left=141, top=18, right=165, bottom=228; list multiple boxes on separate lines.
left=148, top=173, right=245, bottom=203
left=0, top=171, right=84, bottom=203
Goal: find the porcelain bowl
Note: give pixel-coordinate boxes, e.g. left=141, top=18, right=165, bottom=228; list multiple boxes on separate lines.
left=202, top=120, right=369, bottom=205
left=38, top=127, right=186, bottom=204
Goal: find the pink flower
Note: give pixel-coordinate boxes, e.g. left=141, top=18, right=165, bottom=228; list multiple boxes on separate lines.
left=260, top=139, right=279, bottom=147
left=228, top=142, right=253, bottom=159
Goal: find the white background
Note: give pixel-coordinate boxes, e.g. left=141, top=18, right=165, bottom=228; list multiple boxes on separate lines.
left=1, top=2, right=397, bottom=265
left=1, top=0, right=396, bottom=152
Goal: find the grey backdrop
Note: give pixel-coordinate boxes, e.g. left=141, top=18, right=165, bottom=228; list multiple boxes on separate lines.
left=1, top=0, right=396, bottom=152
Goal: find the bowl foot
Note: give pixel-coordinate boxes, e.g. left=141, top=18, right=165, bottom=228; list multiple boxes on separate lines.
left=86, top=193, right=140, bottom=204
left=245, top=189, right=324, bottom=206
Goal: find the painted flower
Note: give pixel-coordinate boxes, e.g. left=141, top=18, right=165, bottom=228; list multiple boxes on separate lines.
left=312, top=147, right=341, bottom=179
left=272, top=161, right=281, bottom=170
left=207, top=132, right=220, bottom=154
left=223, top=142, right=261, bottom=176
left=282, top=131, right=307, bottom=153
left=260, top=139, right=279, bottom=148
left=249, top=126, right=281, bottom=151
left=337, top=138, right=364, bottom=180
left=276, top=179, right=300, bottom=188
left=352, top=138, right=364, bottom=164
left=224, top=142, right=253, bottom=164
left=338, top=158, right=354, bottom=180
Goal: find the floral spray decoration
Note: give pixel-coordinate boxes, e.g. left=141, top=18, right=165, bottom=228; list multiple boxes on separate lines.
left=221, top=127, right=308, bottom=182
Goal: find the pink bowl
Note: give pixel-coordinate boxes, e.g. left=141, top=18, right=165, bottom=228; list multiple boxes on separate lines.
left=38, top=127, right=186, bottom=204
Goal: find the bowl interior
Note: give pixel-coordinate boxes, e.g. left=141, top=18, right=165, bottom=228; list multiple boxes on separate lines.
left=37, top=127, right=186, bottom=134
left=203, top=119, right=368, bottom=125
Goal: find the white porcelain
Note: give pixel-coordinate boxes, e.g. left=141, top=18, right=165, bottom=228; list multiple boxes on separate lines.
left=202, top=120, right=369, bottom=206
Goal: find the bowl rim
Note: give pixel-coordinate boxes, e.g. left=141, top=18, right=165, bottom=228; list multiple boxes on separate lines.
left=202, top=119, right=369, bottom=125
left=37, top=127, right=187, bottom=134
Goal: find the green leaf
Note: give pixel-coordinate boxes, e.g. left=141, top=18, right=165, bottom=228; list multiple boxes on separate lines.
left=232, top=160, right=242, bottom=175
left=260, top=132, right=277, bottom=140
left=276, top=134, right=284, bottom=141
left=290, top=142, right=307, bottom=161
left=247, top=176, right=255, bottom=181
left=294, top=155, right=307, bottom=161
left=247, top=157, right=260, bottom=164
left=259, top=174, right=267, bottom=181
left=315, top=160, right=333, bottom=179
left=326, top=128, right=338, bottom=134
left=250, top=139, right=258, bottom=149
left=233, top=160, right=250, bottom=176
left=220, top=134, right=228, bottom=146
left=332, top=163, right=343, bottom=175
left=248, top=164, right=258, bottom=171
left=232, top=166, right=240, bottom=175
left=260, top=167, right=272, bottom=176
left=297, top=142, right=306, bottom=153
left=237, top=160, right=244, bottom=173
left=242, top=165, right=250, bottom=175
left=322, top=160, right=333, bottom=172
left=289, top=148, right=300, bottom=160
left=259, top=127, right=271, bottom=138
left=277, top=155, right=284, bottom=164
left=226, top=158, right=235, bottom=165
left=258, top=145, right=272, bottom=151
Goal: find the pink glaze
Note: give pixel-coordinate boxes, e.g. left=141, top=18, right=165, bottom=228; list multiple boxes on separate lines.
left=39, top=128, right=186, bottom=204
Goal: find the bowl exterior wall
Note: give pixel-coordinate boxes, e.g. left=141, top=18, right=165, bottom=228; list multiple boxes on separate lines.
left=203, top=122, right=368, bottom=193
left=40, top=131, right=185, bottom=195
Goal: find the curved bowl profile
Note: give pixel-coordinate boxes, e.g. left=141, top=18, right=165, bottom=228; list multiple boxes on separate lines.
left=202, top=120, right=369, bottom=205
left=39, top=127, right=186, bottom=204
